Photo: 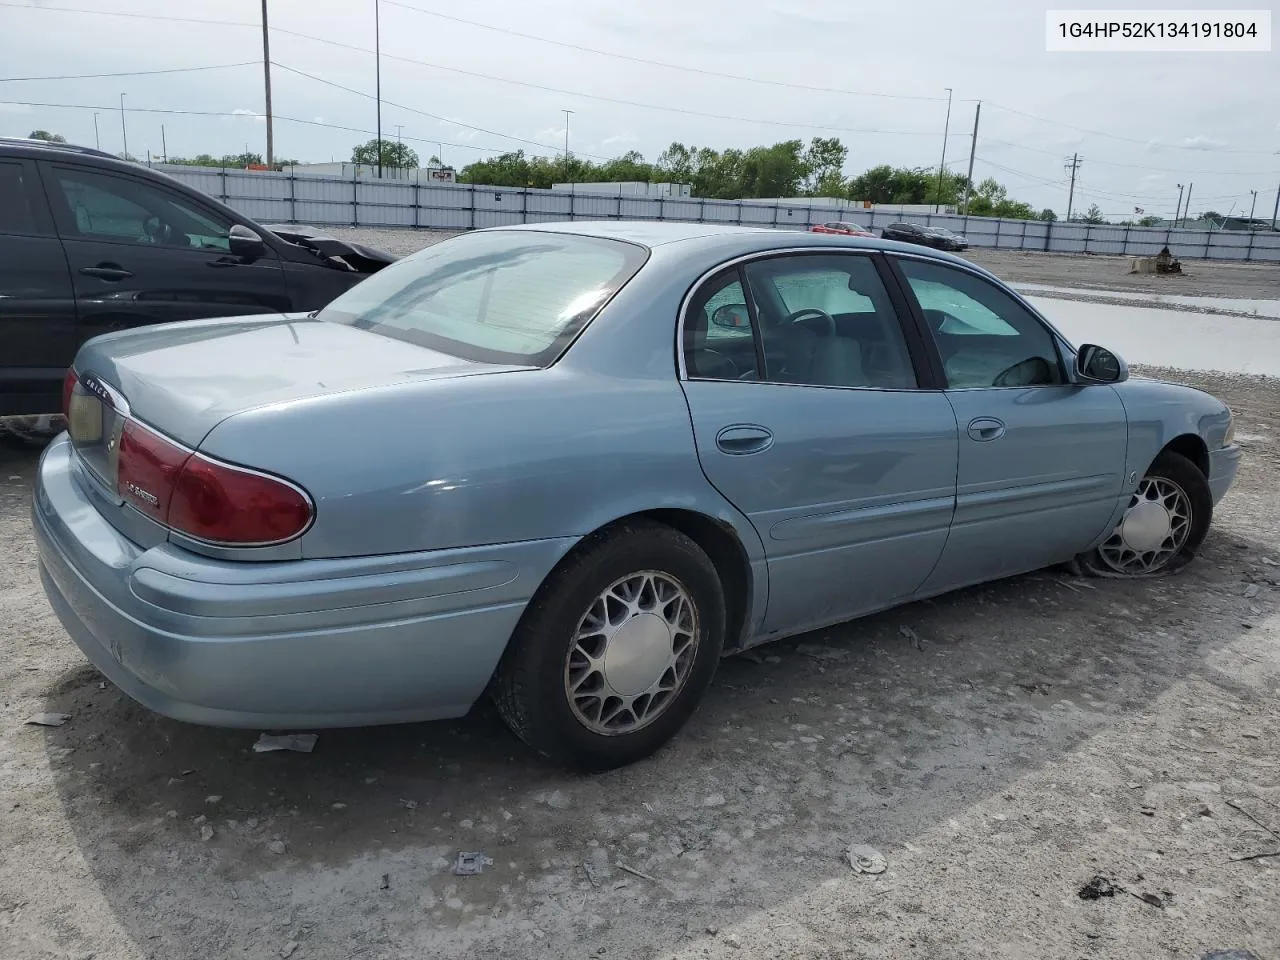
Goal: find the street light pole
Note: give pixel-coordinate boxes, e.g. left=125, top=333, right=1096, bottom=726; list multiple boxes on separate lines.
left=374, top=0, right=382, bottom=178
left=934, top=87, right=952, bottom=214
left=119, top=93, right=128, bottom=160
left=1174, top=183, right=1184, bottom=224
left=92, top=112, right=100, bottom=150
left=562, top=108, right=573, bottom=183
left=261, top=0, right=274, bottom=167
left=1248, top=189, right=1258, bottom=224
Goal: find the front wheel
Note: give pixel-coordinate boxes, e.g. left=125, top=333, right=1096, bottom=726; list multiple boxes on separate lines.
left=1075, top=450, right=1212, bottom=577
left=492, top=520, right=726, bottom=771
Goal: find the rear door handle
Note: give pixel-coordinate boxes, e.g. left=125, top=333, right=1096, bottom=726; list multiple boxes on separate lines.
left=715, top=424, right=773, bottom=455
left=967, top=417, right=1006, bottom=442
left=79, top=264, right=133, bottom=281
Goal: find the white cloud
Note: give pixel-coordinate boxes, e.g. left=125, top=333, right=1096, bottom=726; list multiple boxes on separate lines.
left=535, top=126, right=567, bottom=143
left=0, top=102, right=33, bottom=114
left=231, top=108, right=266, bottom=124
left=603, top=132, right=638, bottom=146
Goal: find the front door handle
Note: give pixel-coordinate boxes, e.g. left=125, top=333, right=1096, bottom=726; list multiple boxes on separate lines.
left=715, top=424, right=773, bottom=455
left=967, top=417, right=1006, bottom=442
left=79, top=263, right=133, bottom=281
left=207, top=256, right=240, bottom=268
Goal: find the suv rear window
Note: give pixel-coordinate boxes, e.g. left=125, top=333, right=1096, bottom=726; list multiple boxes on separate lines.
left=318, top=230, right=647, bottom=366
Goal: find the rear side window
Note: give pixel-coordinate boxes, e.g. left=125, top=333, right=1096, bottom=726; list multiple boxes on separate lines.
left=0, top=162, right=40, bottom=236
left=318, top=230, right=647, bottom=366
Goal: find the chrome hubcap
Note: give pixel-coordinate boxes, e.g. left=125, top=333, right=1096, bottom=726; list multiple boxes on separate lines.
left=565, top=571, right=698, bottom=736
left=1098, top=475, right=1192, bottom=574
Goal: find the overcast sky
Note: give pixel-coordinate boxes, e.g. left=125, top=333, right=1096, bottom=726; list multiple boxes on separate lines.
left=2, top=0, right=1277, bottom=218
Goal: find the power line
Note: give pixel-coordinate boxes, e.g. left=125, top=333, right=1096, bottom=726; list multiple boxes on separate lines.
left=380, top=0, right=950, bottom=103
left=0, top=61, right=258, bottom=83
left=980, top=137, right=1275, bottom=176
left=1, top=1, right=970, bottom=139
left=983, top=101, right=1277, bottom=156
left=0, top=98, right=535, bottom=156
left=270, top=61, right=613, bottom=160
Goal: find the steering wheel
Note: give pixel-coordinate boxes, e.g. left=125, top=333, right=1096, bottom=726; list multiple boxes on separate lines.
left=782, top=307, right=837, bottom=337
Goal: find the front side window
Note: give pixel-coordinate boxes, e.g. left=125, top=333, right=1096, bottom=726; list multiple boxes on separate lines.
left=51, top=168, right=233, bottom=250
left=899, top=258, right=1064, bottom=388
left=320, top=230, right=647, bottom=367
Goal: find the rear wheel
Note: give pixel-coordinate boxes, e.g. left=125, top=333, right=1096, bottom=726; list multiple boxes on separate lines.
left=492, top=520, right=726, bottom=771
left=1076, top=450, right=1212, bottom=577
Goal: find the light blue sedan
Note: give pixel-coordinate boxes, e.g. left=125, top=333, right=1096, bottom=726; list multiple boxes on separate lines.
left=33, top=222, right=1241, bottom=769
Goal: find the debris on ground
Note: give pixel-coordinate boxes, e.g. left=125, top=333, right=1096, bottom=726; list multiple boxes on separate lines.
left=267, top=840, right=287, bottom=855
left=1078, top=875, right=1119, bottom=900
left=898, top=625, right=924, bottom=650
left=795, top=643, right=849, bottom=662
left=722, top=933, right=742, bottom=949
left=452, top=852, right=493, bottom=876
left=1243, top=584, right=1260, bottom=599
left=1133, top=891, right=1165, bottom=909
left=23, top=713, right=69, bottom=727
left=200, top=824, right=215, bottom=842
left=379, top=874, right=390, bottom=890
left=615, top=861, right=659, bottom=883
left=280, top=941, right=299, bottom=959
left=1195, top=803, right=1213, bottom=817
left=581, top=862, right=599, bottom=887
left=399, top=799, right=418, bottom=810
left=1224, top=799, right=1280, bottom=840
left=252, top=733, right=317, bottom=754
left=846, top=844, right=888, bottom=875
left=205, top=795, right=222, bottom=805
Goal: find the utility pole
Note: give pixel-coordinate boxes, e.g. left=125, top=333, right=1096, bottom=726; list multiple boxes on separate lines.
left=395, top=124, right=403, bottom=176
left=374, top=0, right=382, bottom=178
left=1064, top=153, right=1081, bottom=221
left=1248, top=189, right=1257, bottom=224
left=160, top=124, right=167, bottom=163
left=261, top=0, right=274, bottom=168
left=1272, top=181, right=1279, bottom=230
left=1182, top=182, right=1193, bottom=227
left=1174, top=183, right=1184, bottom=224
left=962, top=100, right=980, bottom=216
left=933, top=87, right=953, bottom=214
left=563, top=108, right=574, bottom=183
left=92, top=112, right=100, bottom=150
left=119, top=93, right=128, bottom=160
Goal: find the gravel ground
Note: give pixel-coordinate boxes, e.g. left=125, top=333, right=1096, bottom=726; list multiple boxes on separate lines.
left=1, top=245, right=1278, bottom=960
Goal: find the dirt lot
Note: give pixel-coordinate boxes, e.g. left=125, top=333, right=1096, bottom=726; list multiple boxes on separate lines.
left=1, top=365, right=1277, bottom=960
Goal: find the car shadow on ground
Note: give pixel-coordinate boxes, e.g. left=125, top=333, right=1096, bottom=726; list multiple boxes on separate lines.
left=30, top=515, right=1276, bottom=958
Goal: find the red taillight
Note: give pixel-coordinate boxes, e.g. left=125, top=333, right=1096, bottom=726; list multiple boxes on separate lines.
left=62, top=368, right=78, bottom=418
left=169, top=455, right=313, bottom=546
left=116, top=420, right=313, bottom=546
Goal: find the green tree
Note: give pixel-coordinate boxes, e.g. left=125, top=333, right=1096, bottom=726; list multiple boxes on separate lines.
left=351, top=139, right=419, bottom=170
left=1080, top=203, right=1106, bottom=224
left=1138, top=215, right=1161, bottom=227
left=803, top=137, right=848, bottom=197
left=28, top=129, right=66, bottom=143
left=1039, top=208, right=1058, bottom=222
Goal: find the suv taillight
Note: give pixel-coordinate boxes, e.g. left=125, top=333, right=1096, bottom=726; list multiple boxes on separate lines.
left=62, top=368, right=78, bottom=419
left=116, top=420, right=313, bottom=546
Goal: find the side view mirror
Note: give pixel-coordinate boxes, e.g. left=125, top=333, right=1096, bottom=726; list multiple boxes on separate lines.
left=710, top=303, right=751, bottom=329
left=228, top=224, right=266, bottom=261
left=1076, top=344, right=1128, bottom=384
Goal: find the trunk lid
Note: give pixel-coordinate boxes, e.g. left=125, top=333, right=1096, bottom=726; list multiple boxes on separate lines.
left=71, top=312, right=528, bottom=449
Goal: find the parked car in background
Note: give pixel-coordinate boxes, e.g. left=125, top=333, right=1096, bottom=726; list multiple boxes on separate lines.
left=34, top=222, right=1239, bottom=770
left=810, top=221, right=874, bottom=237
left=0, top=137, right=395, bottom=434
left=881, top=221, right=969, bottom=251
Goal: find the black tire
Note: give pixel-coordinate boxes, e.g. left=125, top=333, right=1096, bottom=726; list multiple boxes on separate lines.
left=492, top=520, right=726, bottom=771
left=1075, top=450, right=1212, bottom=578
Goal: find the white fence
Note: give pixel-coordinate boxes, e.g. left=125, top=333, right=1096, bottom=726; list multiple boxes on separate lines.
left=155, top=164, right=1280, bottom=263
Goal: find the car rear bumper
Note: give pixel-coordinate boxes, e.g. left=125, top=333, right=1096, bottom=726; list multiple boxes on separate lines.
left=1208, top=443, right=1241, bottom=505
left=33, top=436, right=576, bottom=729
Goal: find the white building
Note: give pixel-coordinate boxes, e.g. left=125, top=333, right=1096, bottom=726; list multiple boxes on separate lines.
left=551, top=181, right=691, bottom=198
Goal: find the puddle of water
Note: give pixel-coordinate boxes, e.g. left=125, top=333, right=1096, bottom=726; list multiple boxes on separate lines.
left=1027, top=297, right=1280, bottom=377
left=1015, top=284, right=1280, bottom=319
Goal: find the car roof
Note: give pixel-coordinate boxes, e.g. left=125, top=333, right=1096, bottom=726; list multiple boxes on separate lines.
left=488, top=219, right=990, bottom=275
left=0, top=136, right=121, bottom=162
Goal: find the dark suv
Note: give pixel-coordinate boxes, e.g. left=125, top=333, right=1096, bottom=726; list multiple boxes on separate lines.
left=0, top=138, right=394, bottom=427
left=881, top=221, right=969, bottom=251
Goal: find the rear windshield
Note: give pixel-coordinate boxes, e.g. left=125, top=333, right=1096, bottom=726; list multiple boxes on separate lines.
left=318, top=230, right=647, bottom=366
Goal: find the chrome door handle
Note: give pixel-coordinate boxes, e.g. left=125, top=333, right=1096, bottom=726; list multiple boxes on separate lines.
left=715, top=424, right=774, bottom=455
left=967, top=417, right=1006, bottom=442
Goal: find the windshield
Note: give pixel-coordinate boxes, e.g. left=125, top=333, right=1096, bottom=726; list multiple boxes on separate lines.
left=317, top=230, right=647, bottom=366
